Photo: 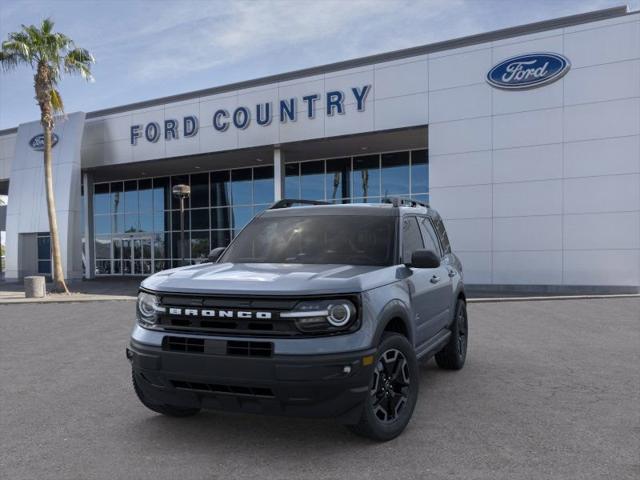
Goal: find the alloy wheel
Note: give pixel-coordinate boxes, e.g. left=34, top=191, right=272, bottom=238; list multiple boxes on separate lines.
left=370, top=348, right=411, bottom=423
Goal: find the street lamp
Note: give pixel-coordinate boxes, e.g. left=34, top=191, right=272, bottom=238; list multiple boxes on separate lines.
left=172, top=184, right=191, bottom=266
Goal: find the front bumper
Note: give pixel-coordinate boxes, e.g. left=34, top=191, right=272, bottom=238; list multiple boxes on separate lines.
left=128, top=339, right=376, bottom=423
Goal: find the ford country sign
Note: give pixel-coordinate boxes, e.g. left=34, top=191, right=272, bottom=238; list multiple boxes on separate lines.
left=487, top=53, right=570, bottom=90
left=29, top=133, right=59, bottom=151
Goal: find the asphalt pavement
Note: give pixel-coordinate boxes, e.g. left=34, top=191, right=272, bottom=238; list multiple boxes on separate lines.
left=1, top=298, right=638, bottom=480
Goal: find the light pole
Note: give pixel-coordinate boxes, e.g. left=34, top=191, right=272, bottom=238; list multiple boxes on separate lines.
left=172, top=184, right=191, bottom=266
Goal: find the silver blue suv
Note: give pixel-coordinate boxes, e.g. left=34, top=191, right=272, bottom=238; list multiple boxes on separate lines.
left=127, top=198, right=468, bottom=441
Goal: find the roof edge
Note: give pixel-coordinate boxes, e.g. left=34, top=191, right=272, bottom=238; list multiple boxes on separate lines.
left=0, top=5, right=631, bottom=135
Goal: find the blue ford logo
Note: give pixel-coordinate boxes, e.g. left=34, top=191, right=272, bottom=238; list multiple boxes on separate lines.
left=487, top=53, right=570, bottom=90
left=29, top=133, right=59, bottom=151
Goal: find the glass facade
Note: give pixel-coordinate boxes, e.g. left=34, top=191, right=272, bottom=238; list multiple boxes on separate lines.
left=91, top=148, right=428, bottom=275
left=93, top=166, right=274, bottom=275
left=285, top=149, right=428, bottom=204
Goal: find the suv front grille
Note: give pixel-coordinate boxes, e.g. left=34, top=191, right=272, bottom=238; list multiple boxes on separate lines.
left=227, top=340, right=273, bottom=357
left=162, top=336, right=273, bottom=357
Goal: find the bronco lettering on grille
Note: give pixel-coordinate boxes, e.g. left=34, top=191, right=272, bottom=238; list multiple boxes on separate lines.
left=167, top=308, right=273, bottom=320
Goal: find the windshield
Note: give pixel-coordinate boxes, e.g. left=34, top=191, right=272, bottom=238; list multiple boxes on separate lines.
left=220, top=215, right=396, bottom=266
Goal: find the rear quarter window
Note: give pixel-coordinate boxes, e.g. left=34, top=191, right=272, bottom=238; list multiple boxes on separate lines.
left=431, top=215, right=451, bottom=254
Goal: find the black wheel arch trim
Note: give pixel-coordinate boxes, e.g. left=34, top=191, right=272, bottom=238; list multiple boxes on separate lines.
left=372, top=299, right=413, bottom=346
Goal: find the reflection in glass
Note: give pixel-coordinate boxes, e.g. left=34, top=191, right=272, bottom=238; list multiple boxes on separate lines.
left=300, top=161, right=324, bottom=200
left=211, top=207, right=231, bottom=230
left=285, top=163, right=300, bottom=198
left=139, top=213, right=153, bottom=232
left=190, top=231, right=209, bottom=260
left=94, top=215, right=110, bottom=235
left=124, top=213, right=139, bottom=232
left=211, top=171, right=231, bottom=207
left=190, top=173, right=209, bottom=208
left=138, top=179, right=153, bottom=212
left=411, top=149, right=428, bottom=194
left=352, top=155, right=380, bottom=200
left=153, top=233, right=167, bottom=258
left=232, top=206, right=253, bottom=230
left=153, top=212, right=168, bottom=232
left=111, top=182, right=123, bottom=215
left=211, top=230, right=231, bottom=249
left=253, top=166, right=274, bottom=204
left=153, top=177, right=170, bottom=211
left=381, top=152, right=410, bottom=196
left=326, top=158, right=350, bottom=203
left=191, top=208, right=209, bottom=230
left=231, top=169, right=252, bottom=205
left=94, top=183, right=110, bottom=214
left=124, top=180, right=138, bottom=212
left=113, top=238, right=122, bottom=261
left=171, top=210, right=190, bottom=231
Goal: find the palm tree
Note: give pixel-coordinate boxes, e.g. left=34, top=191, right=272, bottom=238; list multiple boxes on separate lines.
left=0, top=18, right=94, bottom=293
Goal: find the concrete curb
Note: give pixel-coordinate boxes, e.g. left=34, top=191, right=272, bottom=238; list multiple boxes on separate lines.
left=467, top=293, right=640, bottom=303
left=0, top=295, right=136, bottom=304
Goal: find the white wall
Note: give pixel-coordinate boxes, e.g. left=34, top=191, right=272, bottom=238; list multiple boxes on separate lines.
left=428, top=12, right=640, bottom=287
left=0, top=133, right=16, bottom=181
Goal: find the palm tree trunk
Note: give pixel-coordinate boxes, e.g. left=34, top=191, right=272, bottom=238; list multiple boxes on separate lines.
left=43, top=122, right=69, bottom=293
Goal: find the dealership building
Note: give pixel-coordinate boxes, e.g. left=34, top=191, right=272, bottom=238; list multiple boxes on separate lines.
left=0, top=6, right=638, bottom=292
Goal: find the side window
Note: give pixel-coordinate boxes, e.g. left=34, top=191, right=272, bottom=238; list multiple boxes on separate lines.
left=432, top=215, right=451, bottom=254
left=402, top=217, right=424, bottom=263
left=419, top=217, right=442, bottom=257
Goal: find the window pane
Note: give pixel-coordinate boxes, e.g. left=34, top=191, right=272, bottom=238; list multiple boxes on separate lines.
left=285, top=163, right=300, bottom=198
left=139, top=212, right=153, bottom=232
left=190, top=173, right=209, bottom=208
left=191, top=208, right=209, bottom=230
left=124, top=213, right=139, bottom=232
left=124, top=180, right=138, bottom=212
left=381, top=151, right=409, bottom=196
left=411, top=149, right=428, bottom=194
left=231, top=168, right=252, bottom=205
left=113, top=238, right=122, bottom=261
left=153, top=233, right=169, bottom=258
left=37, top=235, right=51, bottom=260
left=96, top=260, right=111, bottom=275
left=171, top=210, right=190, bottom=231
left=300, top=161, right=324, bottom=200
left=352, top=155, right=380, bottom=200
left=171, top=175, right=190, bottom=209
left=138, top=179, right=153, bottom=212
left=190, top=231, right=210, bottom=260
left=253, top=166, right=274, bottom=204
left=232, top=206, right=253, bottom=230
left=153, top=211, right=169, bottom=232
left=94, top=215, right=110, bottom=235
left=111, top=182, right=123, bottom=215
left=154, top=260, right=169, bottom=272
left=402, top=217, right=424, bottom=263
left=325, top=158, right=350, bottom=203
left=172, top=232, right=187, bottom=259
left=419, top=217, right=440, bottom=255
left=211, top=171, right=231, bottom=207
left=38, top=260, right=51, bottom=274
left=95, top=237, right=111, bottom=259
left=153, top=177, right=170, bottom=211
left=211, top=230, right=231, bottom=249
left=211, top=207, right=231, bottom=230
left=112, top=214, right=124, bottom=234
left=94, top=183, right=110, bottom=214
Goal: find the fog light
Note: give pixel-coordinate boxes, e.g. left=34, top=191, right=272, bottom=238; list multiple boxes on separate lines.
left=362, top=355, right=374, bottom=366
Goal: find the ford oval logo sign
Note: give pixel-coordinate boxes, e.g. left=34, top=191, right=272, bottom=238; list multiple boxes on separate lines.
left=29, top=133, right=59, bottom=151
left=487, top=53, right=570, bottom=90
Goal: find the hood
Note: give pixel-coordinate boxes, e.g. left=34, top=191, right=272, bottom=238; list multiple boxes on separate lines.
left=141, top=262, right=400, bottom=296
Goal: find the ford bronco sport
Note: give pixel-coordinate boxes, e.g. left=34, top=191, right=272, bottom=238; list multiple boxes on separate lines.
left=127, top=197, right=468, bottom=441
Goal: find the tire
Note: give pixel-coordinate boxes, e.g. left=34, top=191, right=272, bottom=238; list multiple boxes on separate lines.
left=348, top=333, right=419, bottom=441
left=435, top=299, right=468, bottom=370
left=132, top=371, right=201, bottom=417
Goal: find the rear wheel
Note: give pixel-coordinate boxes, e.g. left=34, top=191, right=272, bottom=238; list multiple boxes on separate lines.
left=435, top=299, right=468, bottom=370
left=348, top=333, right=419, bottom=441
left=132, top=371, right=201, bottom=417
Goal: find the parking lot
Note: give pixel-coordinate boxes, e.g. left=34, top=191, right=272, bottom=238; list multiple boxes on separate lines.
left=1, top=297, right=638, bottom=480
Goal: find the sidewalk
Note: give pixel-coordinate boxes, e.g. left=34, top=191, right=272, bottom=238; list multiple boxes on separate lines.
left=0, top=277, right=139, bottom=304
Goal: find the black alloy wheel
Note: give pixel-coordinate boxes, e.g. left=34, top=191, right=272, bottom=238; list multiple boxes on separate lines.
left=371, top=348, right=411, bottom=423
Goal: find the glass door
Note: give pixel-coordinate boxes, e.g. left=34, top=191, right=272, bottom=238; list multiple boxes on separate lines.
left=113, top=236, right=153, bottom=275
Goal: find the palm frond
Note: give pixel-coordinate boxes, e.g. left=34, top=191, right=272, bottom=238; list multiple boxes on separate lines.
left=64, top=47, right=94, bottom=81
left=50, top=88, right=64, bottom=113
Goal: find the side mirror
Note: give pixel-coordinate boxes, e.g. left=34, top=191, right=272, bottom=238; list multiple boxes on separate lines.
left=207, top=247, right=226, bottom=263
left=408, top=249, right=440, bottom=269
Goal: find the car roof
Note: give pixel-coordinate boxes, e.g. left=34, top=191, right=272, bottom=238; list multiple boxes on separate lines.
left=260, top=202, right=436, bottom=218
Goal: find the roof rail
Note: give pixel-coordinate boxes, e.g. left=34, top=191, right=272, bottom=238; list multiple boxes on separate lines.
left=382, top=196, right=430, bottom=208
left=269, top=198, right=330, bottom=209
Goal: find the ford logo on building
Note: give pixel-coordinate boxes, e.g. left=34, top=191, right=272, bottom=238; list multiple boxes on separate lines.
left=29, top=133, right=59, bottom=151
left=487, top=53, right=570, bottom=90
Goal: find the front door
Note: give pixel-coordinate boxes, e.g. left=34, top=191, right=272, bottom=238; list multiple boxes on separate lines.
left=114, top=236, right=153, bottom=275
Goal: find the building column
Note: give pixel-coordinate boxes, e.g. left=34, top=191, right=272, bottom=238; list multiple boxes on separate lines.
left=273, top=147, right=285, bottom=201
left=83, top=172, right=95, bottom=279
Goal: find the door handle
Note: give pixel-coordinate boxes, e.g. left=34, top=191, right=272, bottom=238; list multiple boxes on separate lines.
left=430, top=275, right=440, bottom=284
left=448, top=269, right=456, bottom=278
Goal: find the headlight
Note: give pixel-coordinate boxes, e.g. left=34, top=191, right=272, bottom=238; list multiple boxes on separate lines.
left=136, top=292, right=164, bottom=327
left=281, top=299, right=357, bottom=334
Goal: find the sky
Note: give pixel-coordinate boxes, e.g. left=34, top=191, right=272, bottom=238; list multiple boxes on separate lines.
left=0, top=0, right=636, bottom=130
